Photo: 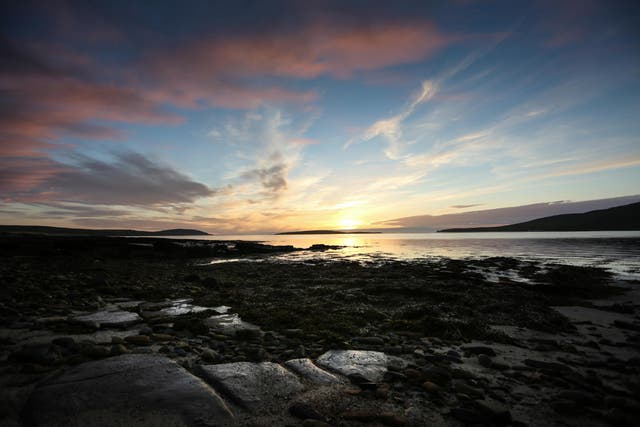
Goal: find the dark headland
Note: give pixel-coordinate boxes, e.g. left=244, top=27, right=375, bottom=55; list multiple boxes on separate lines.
left=277, top=229, right=382, bottom=235
left=0, top=225, right=210, bottom=236
left=439, top=201, right=640, bottom=232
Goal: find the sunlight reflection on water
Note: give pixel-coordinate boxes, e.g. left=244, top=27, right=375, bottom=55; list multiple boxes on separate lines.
left=167, top=232, right=640, bottom=280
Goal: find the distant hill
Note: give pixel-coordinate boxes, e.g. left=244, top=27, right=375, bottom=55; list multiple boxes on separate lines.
left=0, top=225, right=210, bottom=236
left=439, top=202, right=640, bottom=232
left=276, top=229, right=382, bottom=235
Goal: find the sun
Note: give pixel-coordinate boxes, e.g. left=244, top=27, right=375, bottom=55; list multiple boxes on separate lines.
left=337, top=217, right=361, bottom=230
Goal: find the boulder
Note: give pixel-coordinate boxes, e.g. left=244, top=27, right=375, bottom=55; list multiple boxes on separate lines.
left=22, top=354, right=234, bottom=427
left=198, top=362, right=304, bottom=412
left=284, top=358, right=344, bottom=385
left=316, top=350, right=390, bottom=382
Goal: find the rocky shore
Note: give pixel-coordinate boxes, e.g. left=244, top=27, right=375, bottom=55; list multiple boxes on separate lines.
left=1, top=234, right=639, bottom=426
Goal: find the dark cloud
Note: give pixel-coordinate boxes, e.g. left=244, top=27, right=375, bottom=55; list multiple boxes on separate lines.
left=49, top=152, right=215, bottom=206
left=38, top=203, right=131, bottom=217
left=240, top=164, right=288, bottom=193
left=1, top=152, right=215, bottom=207
left=378, top=195, right=640, bottom=231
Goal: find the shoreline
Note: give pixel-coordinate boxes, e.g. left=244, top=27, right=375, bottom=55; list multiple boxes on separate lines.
left=1, top=235, right=639, bottom=426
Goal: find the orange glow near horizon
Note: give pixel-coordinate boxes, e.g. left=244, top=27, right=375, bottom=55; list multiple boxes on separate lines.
left=337, top=217, right=362, bottom=230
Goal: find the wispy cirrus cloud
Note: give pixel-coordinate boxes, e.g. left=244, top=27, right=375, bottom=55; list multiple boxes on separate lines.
left=346, top=80, right=436, bottom=159
left=209, top=107, right=318, bottom=201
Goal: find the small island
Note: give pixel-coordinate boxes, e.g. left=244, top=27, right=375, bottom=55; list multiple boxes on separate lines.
left=276, top=229, right=382, bottom=235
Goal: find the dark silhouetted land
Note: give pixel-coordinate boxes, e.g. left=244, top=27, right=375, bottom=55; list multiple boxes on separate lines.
left=439, top=201, right=640, bottom=232
left=0, top=225, right=210, bottom=236
left=276, top=229, right=381, bottom=235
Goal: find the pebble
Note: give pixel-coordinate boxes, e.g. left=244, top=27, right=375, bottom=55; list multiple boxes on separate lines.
left=51, top=337, right=77, bottom=349
left=421, top=366, right=452, bottom=386
left=461, top=346, right=497, bottom=356
left=556, top=390, right=598, bottom=405
left=549, top=399, right=580, bottom=414
left=200, top=348, right=221, bottom=363
left=342, top=410, right=406, bottom=426
left=289, top=402, right=325, bottom=421
left=11, top=344, right=61, bottom=365
left=524, top=359, right=571, bottom=372
left=422, top=381, right=440, bottom=393
left=450, top=407, right=481, bottom=423
left=150, top=333, right=174, bottom=342
left=353, top=336, right=385, bottom=346
left=376, top=383, right=391, bottom=399
left=471, top=399, right=512, bottom=424
left=302, top=420, right=332, bottom=427
left=110, top=344, right=129, bottom=356
left=478, top=354, right=493, bottom=368
left=82, top=344, right=111, bottom=359
left=124, top=335, right=151, bottom=346
left=282, top=329, right=304, bottom=338
left=454, top=381, right=484, bottom=399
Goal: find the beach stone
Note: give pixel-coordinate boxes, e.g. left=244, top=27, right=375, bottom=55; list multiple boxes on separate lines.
left=204, top=314, right=262, bottom=336
left=348, top=373, right=378, bottom=389
left=282, top=328, right=304, bottom=338
left=524, top=359, right=572, bottom=372
left=461, top=345, right=496, bottom=356
left=197, top=362, right=304, bottom=412
left=150, top=333, right=174, bottom=342
left=316, top=350, right=390, bottom=382
left=422, top=366, right=452, bottom=386
left=11, top=343, right=62, bottom=365
left=22, top=354, right=234, bottom=426
left=450, top=407, right=491, bottom=424
left=81, top=343, right=111, bottom=359
left=353, top=336, right=385, bottom=346
left=201, top=348, right=221, bottom=363
left=73, top=310, right=141, bottom=328
left=284, top=358, right=344, bottom=384
left=453, top=381, right=484, bottom=399
left=141, top=299, right=212, bottom=320
left=422, top=381, right=441, bottom=393
left=302, top=420, right=333, bottom=427
left=556, top=390, right=598, bottom=405
left=471, top=399, right=512, bottom=424
left=478, top=354, right=493, bottom=368
left=125, top=335, right=151, bottom=346
left=51, top=337, right=77, bottom=350
left=289, top=402, right=325, bottom=421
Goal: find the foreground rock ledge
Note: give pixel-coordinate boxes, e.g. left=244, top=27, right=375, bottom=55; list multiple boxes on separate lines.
left=21, top=354, right=234, bottom=427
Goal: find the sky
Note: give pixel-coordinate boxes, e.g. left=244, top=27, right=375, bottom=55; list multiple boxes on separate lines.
left=1, top=0, right=639, bottom=233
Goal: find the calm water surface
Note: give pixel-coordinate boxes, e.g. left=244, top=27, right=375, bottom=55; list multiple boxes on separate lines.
left=166, top=231, right=640, bottom=280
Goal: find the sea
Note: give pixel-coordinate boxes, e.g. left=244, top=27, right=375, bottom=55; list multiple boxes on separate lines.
left=160, top=231, right=640, bottom=281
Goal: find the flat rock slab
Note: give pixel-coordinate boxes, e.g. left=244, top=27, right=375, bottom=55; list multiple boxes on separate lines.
left=72, top=310, right=141, bottom=328
left=198, top=362, right=304, bottom=412
left=284, top=358, right=344, bottom=385
left=552, top=306, right=631, bottom=327
left=140, top=299, right=214, bottom=319
left=22, top=354, right=234, bottom=427
left=316, top=350, right=389, bottom=382
left=204, top=314, right=261, bottom=335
